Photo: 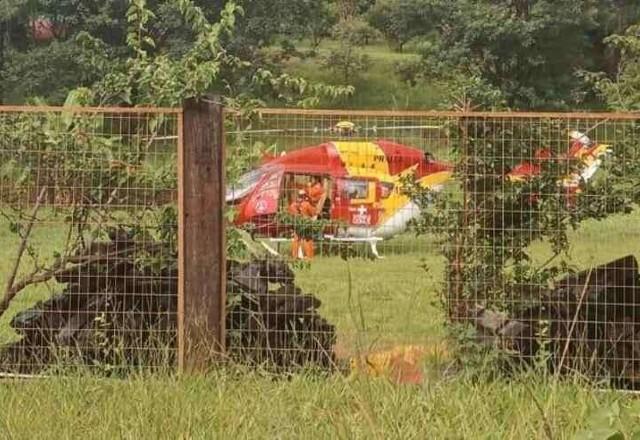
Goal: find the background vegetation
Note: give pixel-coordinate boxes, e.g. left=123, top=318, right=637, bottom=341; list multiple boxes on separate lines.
left=3, top=0, right=640, bottom=438
left=2, top=0, right=640, bottom=110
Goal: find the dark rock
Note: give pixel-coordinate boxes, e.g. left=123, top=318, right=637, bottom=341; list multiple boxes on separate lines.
left=0, top=241, right=335, bottom=374
left=470, top=255, right=640, bottom=387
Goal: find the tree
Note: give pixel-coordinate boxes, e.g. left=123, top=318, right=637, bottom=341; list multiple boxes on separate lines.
left=576, top=0, right=640, bottom=81
left=585, top=25, right=640, bottom=209
left=368, top=0, right=434, bottom=51
left=0, top=0, right=344, bottom=104
left=590, top=25, right=640, bottom=111
left=408, top=21, right=640, bottom=323
left=402, top=0, right=603, bottom=109
left=322, top=17, right=379, bottom=83
left=408, top=118, right=637, bottom=323
left=299, top=1, right=337, bottom=51
left=0, top=0, right=352, bottom=331
left=0, top=0, right=130, bottom=103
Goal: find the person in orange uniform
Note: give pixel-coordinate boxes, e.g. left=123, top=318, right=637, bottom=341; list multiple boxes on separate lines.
left=288, top=189, right=317, bottom=260
left=306, top=176, right=326, bottom=216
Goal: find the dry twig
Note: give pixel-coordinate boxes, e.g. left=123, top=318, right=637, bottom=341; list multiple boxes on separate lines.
left=2, top=187, right=48, bottom=316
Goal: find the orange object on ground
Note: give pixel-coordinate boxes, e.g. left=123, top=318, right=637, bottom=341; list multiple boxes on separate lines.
left=350, top=343, right=450, bottom=385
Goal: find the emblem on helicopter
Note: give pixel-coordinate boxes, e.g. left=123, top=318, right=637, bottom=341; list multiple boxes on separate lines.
left=352, top=205, right=372, bottom=226
left=255, top=199, right=268, bottom=214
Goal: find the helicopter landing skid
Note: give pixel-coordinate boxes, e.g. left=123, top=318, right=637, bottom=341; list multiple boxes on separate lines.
left=323, top=235, right=384, bottom=259
left=259, top=236, right=384, bottom=259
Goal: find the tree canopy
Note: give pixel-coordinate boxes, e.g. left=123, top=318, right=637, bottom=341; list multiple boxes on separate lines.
left=0, top=0, right=639, bottom=110
left=0, top=0, right=348, bottom=105
left=390, top=0, right=640, bottom=109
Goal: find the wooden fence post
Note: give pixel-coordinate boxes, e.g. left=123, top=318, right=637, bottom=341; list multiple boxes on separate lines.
left=178, top=97, right=226, bottom=372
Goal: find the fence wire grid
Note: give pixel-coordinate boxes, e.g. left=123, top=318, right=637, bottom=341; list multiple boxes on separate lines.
left=226, top=109, right=459, bottom=372
left=227, top=109, right=640, bottom=385
left=0, top=106, right=181, bottom=374
left=3, top=105, right=640, bottom=384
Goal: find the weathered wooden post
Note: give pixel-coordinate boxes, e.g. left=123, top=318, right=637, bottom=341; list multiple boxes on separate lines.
left=178, top=97, right=226, bottom=372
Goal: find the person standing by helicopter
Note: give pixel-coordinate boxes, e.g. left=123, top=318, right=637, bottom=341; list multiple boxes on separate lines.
left=287, top=189, right=317, bottom=260
left=306, top=176, right=327, bottom=217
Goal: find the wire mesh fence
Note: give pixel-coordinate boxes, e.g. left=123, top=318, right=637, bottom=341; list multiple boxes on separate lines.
left=227, top=108, right=640, bottom=385
left=0, top=106, right=181, bottom=374
left=3, top=104, right=640, bottom=384
left=226, top=109, right=459, bottom=376
left=452, top=113, right=640, bottom=387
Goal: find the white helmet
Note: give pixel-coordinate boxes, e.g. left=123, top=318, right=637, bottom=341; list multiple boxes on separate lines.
left=570, top=130, right=591, bottom=147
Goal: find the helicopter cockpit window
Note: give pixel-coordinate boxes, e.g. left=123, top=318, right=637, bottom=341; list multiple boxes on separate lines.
left=226, top=168, right=267, bottom=202
left=281, top=174, right=331, bottom=210
left=380, top=182, right=395, bottom=199
left=342, top=180, right=369, bottom=200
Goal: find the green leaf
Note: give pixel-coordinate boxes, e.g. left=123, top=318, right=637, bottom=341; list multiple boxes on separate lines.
left=8, top=222, right=22, bottom=234
left=0, top=159, right=19, bottom=179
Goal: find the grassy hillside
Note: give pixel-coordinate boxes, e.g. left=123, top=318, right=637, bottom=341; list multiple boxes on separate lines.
left=277, top=41, right=445, bottom=110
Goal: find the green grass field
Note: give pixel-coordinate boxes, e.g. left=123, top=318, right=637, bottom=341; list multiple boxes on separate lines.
left=2, top=208, right=640, bottom=437
left=295, top=236, right=445, bottom=357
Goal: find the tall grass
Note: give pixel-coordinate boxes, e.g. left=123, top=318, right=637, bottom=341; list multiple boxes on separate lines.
left=0, top=368, right=631, bottom=439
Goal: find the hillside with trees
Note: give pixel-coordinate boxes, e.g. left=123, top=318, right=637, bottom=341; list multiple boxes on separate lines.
left=1, top=0, right=640, bottom=110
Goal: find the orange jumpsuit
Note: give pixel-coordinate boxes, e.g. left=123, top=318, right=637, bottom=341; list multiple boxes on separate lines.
left=288, top=198, right=316, bottom=260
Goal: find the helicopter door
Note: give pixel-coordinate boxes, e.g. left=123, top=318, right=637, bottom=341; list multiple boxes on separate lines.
left=242, top=167, right=284, bottom=219
left=333, top=178, right=380, bottom=227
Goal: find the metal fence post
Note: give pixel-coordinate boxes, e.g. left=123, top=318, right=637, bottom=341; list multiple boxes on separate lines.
left=178, top=97, right=226, bottom=372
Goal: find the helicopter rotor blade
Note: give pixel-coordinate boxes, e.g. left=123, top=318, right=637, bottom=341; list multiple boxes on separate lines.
left=227, top=124, right=444, bottom=135
left=227, top=127, right=320, bottom=135
left=367, top=125, right=443, bottom=132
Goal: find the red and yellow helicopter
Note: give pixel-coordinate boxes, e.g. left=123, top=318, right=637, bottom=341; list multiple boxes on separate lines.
left=227, top=122, right=453, bottom=255
left=227, top=122, right=611, bottom=256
